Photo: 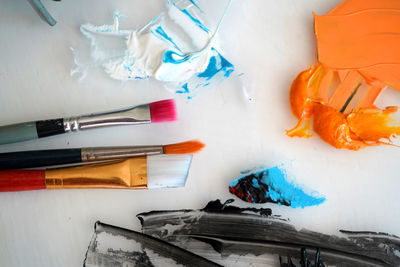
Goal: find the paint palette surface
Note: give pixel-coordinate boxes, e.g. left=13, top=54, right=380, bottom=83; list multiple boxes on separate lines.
left=1, top=0, right=400, bottom=266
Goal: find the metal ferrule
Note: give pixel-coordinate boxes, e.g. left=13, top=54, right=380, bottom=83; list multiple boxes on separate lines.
left=63, top=104, right=151, bottom=132
left=45, top=157, right=148, bottom=189
left=81, top=146, right=164, bottom=162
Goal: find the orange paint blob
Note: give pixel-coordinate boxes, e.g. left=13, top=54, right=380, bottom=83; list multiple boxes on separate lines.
left=287, top=0, right=400, bottom=150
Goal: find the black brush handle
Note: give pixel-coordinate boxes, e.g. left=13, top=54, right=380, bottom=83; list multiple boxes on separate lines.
left=36, top=119, right=65, bottom=138
left=0, top=149, right=82, bottom=170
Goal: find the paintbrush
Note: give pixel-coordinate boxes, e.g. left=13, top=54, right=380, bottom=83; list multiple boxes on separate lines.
left=0, top=154, right=192, bottom=192
left=0, top=99, right=176, bottom=145
left=0, top=140, right=204, bottom=170
left=28, top=0, right=57, bottom=26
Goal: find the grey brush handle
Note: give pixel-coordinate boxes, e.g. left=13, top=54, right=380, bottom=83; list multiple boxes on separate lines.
left=0, top=122, right=38, bottom=145
left=0, top=119, right=64, bottom=145
left=0, top=104, right=150, bottom=145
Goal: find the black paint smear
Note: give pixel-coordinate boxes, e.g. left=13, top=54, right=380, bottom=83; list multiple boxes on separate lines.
left=137, top=199, right=400, bottom=266
left=340, top=83, right=362, bottom=113
left=137, top=199, right=278, bottom=228
left=280, top=248, right=325, bottom=267
left=229, top=170, right=291, bottom=205
left=280, top=254, right=296, bottom=267
left=83, top=221, right=222, bottom=267
left=203, top=199, right=273, bottom=216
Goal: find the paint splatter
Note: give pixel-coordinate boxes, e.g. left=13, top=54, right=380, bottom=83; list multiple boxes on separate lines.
left=229, top=166, right=325, bottom=208
left=73, top=0, right=235, bottom=99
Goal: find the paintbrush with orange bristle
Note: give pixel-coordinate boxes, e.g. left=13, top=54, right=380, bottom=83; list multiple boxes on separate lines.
left=0, top=140, right=205, bottom=170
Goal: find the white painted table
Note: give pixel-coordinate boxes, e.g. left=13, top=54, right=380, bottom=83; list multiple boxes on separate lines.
left=1, top=0, right=399, bottom=266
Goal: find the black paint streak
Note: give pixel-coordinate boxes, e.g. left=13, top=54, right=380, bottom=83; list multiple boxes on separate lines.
left=229, top=170, right=291, bottom=205
left=203, top=199, right=273, bottom=216
left=281, top=248, right=325, bottom=267
left=340, top=83, right=362, bottom=113
left=280, top=254, right=296, bottom=267
left=137, top=199, right=400, bottom=267
left=83, top=221, right=222, bottom=267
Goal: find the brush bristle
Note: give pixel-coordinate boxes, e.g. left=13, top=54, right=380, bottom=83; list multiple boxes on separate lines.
left=149, top=99, right=177, bottom=123
left=147, top=154, right=192, bottom=189
left=163, top=140, right=205, bottom=154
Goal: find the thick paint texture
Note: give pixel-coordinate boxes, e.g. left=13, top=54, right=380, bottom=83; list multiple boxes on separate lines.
left=84, top=221, right=221, bottom=267
left=138, top=200, right=400, bottom=266
left=74, top=0, right=234, bottom=98
left=287, top=0, right=400, bottom=150
left=229, top=166, right=325, bottom=208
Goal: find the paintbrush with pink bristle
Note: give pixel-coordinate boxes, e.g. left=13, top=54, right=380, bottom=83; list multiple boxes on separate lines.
left=0, top=99, right=177, bottom=145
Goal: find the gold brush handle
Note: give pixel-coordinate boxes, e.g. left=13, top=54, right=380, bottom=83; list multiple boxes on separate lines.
left=45, top=157, right=147, bottom=189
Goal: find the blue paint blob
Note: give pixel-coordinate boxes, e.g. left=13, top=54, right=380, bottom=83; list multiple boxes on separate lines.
left=163, top=50, right=192, bottom=64
left=171, top=48, right=234, bottom=98
left=176, top=83, right=190, bottom=94
left=229, top=166, right=326, bottom=208
left=197, top=48, right=234, bottom=80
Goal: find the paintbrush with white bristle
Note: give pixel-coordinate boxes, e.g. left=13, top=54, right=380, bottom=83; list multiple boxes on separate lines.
left=0, top=154, right=193, bottom=192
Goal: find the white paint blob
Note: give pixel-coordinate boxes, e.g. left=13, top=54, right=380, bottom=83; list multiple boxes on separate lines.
left=72, top=0, right=235, bottom=98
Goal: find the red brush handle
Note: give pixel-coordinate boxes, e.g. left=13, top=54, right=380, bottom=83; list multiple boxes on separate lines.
left=0, top=170, right=46, bottom=192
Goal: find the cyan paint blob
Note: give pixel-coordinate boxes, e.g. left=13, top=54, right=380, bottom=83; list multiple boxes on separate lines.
left=229, top=166, right=326, bottom=208
left=176, top=83, right=190, bottom=94
left=197, top=48, right=234, bottom=80
left=175, top=48, right=234, bottom=98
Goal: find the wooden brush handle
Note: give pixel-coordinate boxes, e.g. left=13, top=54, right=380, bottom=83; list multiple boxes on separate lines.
left=0, top=170, right=46, bottom=192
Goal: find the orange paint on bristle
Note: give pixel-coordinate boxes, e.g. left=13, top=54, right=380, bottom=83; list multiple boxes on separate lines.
left=163, top=140, right=205, bottom=154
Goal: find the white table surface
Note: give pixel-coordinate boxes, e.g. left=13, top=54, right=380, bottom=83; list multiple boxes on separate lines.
left=1, top=0, right=400, bottom=266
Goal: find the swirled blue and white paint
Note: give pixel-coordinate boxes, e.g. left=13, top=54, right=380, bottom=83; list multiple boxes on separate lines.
left=73, top=0, right=234, bottom=98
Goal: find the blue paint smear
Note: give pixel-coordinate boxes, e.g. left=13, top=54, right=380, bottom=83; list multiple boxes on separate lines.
left=181, top=9, right=210, bottom=33
left=127, top=75, right=148, bottom=80
left=172, top=48, right=234, bottom=99
left=139, top=14, right=161, bottom=34
left=176, top=83, right=190, bottom=94
left=152, top=26, right=182, bottom=52
left=95, top=28, right=113, bottom=33
left=163, top=50, right=192, bottom=64
left=197, top=48, right=234, bottom=80
left=189, top=0, right=201, bottom=10
left=229, top=166, right=326, bottom=208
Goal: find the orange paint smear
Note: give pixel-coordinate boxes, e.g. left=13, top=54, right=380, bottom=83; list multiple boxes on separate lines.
left=287, top=0, right=400, bottom=150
